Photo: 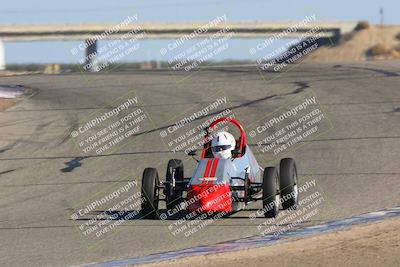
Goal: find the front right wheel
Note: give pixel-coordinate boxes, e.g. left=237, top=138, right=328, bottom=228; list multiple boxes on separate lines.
left=279, top=158, right=298, bottom=210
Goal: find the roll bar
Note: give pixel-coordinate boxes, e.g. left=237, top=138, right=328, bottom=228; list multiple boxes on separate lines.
left=201, top=117, right=247, bottom=158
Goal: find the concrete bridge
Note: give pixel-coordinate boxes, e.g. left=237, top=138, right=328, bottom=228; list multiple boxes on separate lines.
left=0, top=21, right=357, bottom=71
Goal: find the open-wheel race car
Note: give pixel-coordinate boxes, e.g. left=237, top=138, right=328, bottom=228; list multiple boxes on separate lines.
left=141, top=117, right=298, bottom=219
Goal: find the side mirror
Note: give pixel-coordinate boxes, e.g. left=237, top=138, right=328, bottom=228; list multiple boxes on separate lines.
left=188, top=150, right=197, bottom=156
left=231, top=149, right=241, bottom=156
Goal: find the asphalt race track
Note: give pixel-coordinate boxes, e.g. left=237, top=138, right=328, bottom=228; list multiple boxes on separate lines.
left=0, top=61, right=400, bottom=266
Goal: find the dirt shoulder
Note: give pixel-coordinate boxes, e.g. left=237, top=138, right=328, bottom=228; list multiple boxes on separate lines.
left=0, top=85, right=32, bottom=111
left=0, top=98, right=20, bottom=111
left=138, top=218, right=400, bottom=267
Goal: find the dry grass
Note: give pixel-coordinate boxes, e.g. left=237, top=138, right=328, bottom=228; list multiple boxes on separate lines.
left=354, top=20, right=370, bottom=31
left=367, top=43, right=392, bottom=56
left=304, top=25, right=400, bottom=63
left=366, top=43, right=400, bottom=59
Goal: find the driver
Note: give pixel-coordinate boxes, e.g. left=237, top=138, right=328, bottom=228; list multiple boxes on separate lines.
left=211, top=131, right=236, bottom=159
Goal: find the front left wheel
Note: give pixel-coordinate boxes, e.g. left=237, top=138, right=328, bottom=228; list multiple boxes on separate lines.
left=141, top=168, right=160, bottom=218
left=165, top=159, right=184, bottom=210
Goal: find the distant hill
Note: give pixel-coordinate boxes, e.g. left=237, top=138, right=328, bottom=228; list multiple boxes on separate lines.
left=304, top=24, right=400, bottom=63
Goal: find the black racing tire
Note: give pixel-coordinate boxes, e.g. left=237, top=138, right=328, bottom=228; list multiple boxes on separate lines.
left=262, top=167, right=279, bottom=218
left=141, top=168, right=160, bottom=218
left=165, top=159, right=184, bottom=210
left=279, top=158, right=298, bottom=210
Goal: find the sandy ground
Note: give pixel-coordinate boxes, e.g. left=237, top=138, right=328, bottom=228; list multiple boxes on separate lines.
left=0, top=70, right=41, bottom=77
left=139, top=218, right=400, bottom=267
left=305, top=25, right=400, bottom=63
left=0, top=98, right=19, bottom=111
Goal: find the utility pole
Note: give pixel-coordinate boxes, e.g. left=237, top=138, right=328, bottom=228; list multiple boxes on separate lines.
left=380, top=7, right=384, bottom=26
left=84, top=39, right=99, bottom=72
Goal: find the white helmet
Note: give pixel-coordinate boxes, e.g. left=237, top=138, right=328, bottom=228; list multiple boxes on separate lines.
left=211, top=131, right=236, bottom=159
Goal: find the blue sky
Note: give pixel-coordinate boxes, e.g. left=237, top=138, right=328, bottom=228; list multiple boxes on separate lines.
left=1, top=0, right=399, bottom=64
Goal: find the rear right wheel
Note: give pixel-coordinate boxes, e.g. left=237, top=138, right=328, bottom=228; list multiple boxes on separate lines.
left=262, top=167, right=280, bottom=218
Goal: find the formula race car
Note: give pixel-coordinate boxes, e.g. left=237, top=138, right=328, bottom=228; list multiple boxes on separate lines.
left=141, top=117, right=298, bottom=218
